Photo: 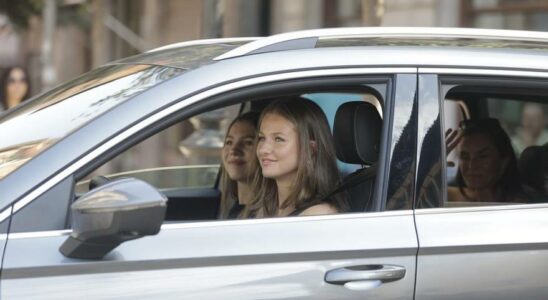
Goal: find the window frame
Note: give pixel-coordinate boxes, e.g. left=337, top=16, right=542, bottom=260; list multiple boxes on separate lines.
left=417, top=67, right=548, bottom=211
left=8, top=68, right=416, bottom=232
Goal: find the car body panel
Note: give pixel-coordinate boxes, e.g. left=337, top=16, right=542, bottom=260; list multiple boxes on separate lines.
left=414, top=205, right=548, bottom=300
left=2, top=212, right=417, bottom=299
left=383, top=74, right=417, bottom=211
left=415, top=68, right=548, bottom=299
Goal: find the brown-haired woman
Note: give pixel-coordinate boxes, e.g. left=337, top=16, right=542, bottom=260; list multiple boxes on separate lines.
left=0, top=66, right=31, bottom=111
left=219, top=111, right=260, bottom=219
left=447, top=118, right=523, bottom=203
left=245, top=97, right=347, bottom=217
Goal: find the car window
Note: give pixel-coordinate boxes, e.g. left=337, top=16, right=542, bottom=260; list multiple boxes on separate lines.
left=75, top=104, right=241, bottom=194
left=431, top=77, right=548, bottom=208
left=75, top=89, right=388, bottom=222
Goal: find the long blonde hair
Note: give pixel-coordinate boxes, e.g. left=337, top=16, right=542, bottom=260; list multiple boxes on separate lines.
left=219, top=111, right=260, bottom=219
left=244, top=97, right=347, bottom=217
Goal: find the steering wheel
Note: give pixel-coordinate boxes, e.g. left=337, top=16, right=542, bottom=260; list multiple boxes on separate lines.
left=89, top=175, right=111, bottom=190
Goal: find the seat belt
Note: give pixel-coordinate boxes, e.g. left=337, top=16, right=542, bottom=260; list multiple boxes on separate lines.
left=323, top=163, right=378, bottom=200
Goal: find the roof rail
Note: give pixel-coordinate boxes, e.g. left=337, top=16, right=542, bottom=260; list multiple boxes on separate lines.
left=214, top=27, right=548, bottom=60
left=147, top=37, right=259, bottom=53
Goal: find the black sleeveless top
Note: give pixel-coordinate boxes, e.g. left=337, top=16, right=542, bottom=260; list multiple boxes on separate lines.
left=287, top=204, right=316, bottom=216
left=227, top=203, right=245, bottom=219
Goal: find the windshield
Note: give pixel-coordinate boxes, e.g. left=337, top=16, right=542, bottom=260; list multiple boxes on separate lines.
left=0, top=64, right=184, bottom=180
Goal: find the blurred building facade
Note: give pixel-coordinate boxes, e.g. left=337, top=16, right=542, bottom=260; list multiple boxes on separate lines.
left=1, top=0, right=548, bottom=94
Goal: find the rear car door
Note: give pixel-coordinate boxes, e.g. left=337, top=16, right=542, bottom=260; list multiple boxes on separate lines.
left=414, top=70, right=548, bottom=299
left=1, top=70, right=419, bottom=299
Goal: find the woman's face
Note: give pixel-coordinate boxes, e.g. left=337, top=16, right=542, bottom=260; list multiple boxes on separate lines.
left=257, top=113, right=300, bottom=183
left=458, top=133, right=506, bottom=190
left=6, top=68, right=28, bottom=107
left=222, top=120, right=256, bottom=182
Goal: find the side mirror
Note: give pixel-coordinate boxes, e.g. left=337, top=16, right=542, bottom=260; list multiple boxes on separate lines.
left=60, top=178, right=167, bottom=259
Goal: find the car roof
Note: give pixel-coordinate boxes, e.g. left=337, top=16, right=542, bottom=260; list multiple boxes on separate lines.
left=215, top=27, right=548, bottom=60
left=106, top=27, right=548, bottom=73
left=109, top=38, right=258, bottom=69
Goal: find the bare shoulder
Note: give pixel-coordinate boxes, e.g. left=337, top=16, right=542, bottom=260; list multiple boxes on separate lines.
left=299, top=203, right=338, bottom=216
left=447, top=186, right=465, bottom=202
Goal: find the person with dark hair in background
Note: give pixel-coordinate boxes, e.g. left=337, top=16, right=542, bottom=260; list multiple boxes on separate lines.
left=447, top=118, right=523, bottom=203
left=219, top=111, right=260, bottom=219
left=0, top=66, right=31, bottom=111
left=245, top=97, right=348, bottom=218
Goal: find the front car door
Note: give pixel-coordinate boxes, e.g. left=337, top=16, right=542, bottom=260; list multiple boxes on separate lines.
left=1, top=65, right=419, bottom=299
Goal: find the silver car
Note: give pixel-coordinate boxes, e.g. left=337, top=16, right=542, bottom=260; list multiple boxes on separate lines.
left=0, top=27, right=547, bottom=299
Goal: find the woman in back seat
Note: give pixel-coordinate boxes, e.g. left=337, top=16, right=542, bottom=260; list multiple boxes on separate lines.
left=447, top=118, right=524, bottom=203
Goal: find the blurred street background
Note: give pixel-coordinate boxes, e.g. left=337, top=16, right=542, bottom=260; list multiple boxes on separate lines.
left=1, top=0, right=548, bottom=96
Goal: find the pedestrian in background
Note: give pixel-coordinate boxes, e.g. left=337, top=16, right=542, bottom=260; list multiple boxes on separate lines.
left=0, top=66, right=31, bottom=111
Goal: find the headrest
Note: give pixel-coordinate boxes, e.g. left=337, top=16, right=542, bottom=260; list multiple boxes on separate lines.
left=519, top=144, right=548, bottom=191
left=333, top=101, right=382, bottom=165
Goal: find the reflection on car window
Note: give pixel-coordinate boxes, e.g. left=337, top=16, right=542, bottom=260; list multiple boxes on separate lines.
left=439, top=85, right=548, bottom=208
left=0, top=65, right=184, bottom=180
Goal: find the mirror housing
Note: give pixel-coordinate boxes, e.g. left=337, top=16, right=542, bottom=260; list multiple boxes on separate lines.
left=60, top=178, right=167, bottom=259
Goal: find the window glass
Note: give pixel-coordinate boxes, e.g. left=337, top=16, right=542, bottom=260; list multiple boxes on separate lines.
left=76, top=89, right=386, bottom=222
left=75, top=104, right=240, bottom=194
left=487, top=99, right=548, bottom=155
left=441, top=82, right=548, bottom=208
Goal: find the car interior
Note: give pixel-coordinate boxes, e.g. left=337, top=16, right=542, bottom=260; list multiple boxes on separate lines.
left=442, top=80, right=548, bottom=206
left=75, top=89, right=386, bottom=223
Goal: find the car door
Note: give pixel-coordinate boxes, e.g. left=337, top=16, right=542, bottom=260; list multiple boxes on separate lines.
left=414, top=70, right=548, bottom=299
left=1, top=71, right=419, bottom=300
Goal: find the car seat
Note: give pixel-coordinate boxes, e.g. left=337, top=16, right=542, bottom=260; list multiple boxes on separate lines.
left=330, top=101, right=382, bottom=212
left=518, top=144, right=548, bottom=202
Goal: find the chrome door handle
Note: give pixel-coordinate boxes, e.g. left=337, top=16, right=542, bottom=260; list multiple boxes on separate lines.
left=325, top=264, right=406, bottom=285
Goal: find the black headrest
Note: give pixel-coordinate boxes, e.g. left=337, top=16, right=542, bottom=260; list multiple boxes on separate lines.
left=519, top=144, right=548, bottom=191
left=334, top=101, right=382, bottom=165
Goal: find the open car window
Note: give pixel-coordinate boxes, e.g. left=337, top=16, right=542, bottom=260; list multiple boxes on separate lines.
left=75, top=90, right=387, bottom=223
left=75, top=104, right=241, bottom=194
